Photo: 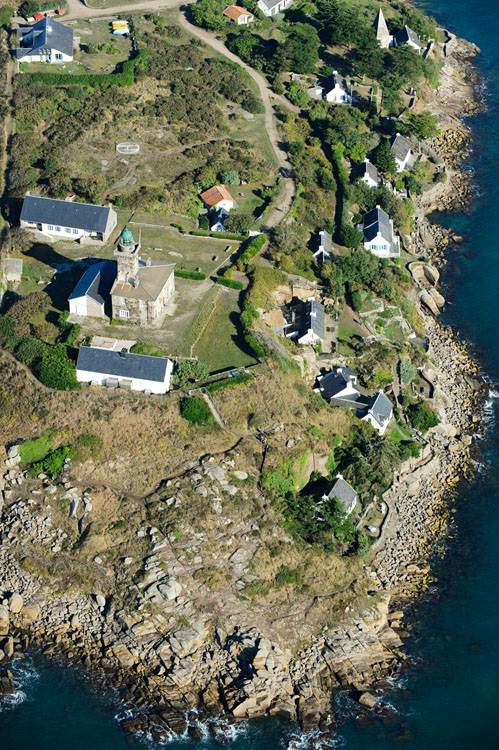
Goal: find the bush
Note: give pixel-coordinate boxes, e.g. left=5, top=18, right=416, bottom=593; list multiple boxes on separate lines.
left=36, top=344, right=77, bottom=390
left=236, top=233, right=267, bottom=270
left=18, top=431, right=55, bottom=465
left=191, top=229, right=246, bottom=241
left=130, top=340, right=167, bottom=357
left=15, top=336, right=47, bottom=367
left=174, top=269, right=207, bottom=280
left=215, top=277, right=244, bottom=290
left=72, top=433, right=103, bottom=463
left=180, top=396, right=214, bottom=425
left=22, top=55, right=141, bottom=89
left=406, top=401, right=439, bottom=432
left=30, top=445, right=74, bottom=478
left=398, top=440, right=421, bottom=461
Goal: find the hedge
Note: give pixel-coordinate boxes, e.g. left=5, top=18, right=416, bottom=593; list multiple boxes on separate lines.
left=191, top=229, right=246, bottom=241
left=215, top=277, right=244, bottom=290
left=174, top=269, right=207, bottom=280
left=206, top=372, right=253, bottom=393
left=236, top=233, right=267, bottom=269
left=21, top=56, right=140, bottom=89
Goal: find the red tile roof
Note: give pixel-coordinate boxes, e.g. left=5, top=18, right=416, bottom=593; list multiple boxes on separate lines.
left=200, top=185, right=235, bottom=207
left=223, top=5, right=253, bottom=20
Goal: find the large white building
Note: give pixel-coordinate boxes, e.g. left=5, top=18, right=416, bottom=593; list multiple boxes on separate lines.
left=20, top=195, right=117, bottom=243
left=76, top=346, right=174, bottom=395
left=16, top=18, right=73, bottom=64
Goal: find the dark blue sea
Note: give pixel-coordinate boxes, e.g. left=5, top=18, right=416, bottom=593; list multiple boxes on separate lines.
left=2, top=0, right=499, bottom=748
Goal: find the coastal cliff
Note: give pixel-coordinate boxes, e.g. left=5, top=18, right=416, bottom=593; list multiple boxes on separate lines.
left=0, top=11, right=487, bottom=748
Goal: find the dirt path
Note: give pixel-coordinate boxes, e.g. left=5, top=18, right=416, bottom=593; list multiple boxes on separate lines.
left=64, top=0, right=190, bottom=21
left=0, top=47, right=14, bottom=204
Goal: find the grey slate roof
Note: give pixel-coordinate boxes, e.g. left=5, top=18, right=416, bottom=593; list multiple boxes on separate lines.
left=362, top=206, right=394, bottom=244
left=317, top=230, right=332, bottom=254
left=17, top=18, right=73, bottom=59
left=394, top=25, right=422, bottom=48
left=328, top=476, right=358, bottom=515
left=21, top=196, right=112, bottom=234
left=367, top=391, right=393, bottom=423
left=362, top=160, right=379, bottom=184
left=284, top=298, right=325, bottom=341
left=318, top=367, right=359, bottom=402
left=77, top=346, right=170, bottom=383
left=68, top=261, right=116, bottom=305
left=391, top=133, right=412, bottom=162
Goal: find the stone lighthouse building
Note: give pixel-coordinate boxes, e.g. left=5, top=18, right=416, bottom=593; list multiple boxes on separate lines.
left=110, top=227, right=175, bottom=326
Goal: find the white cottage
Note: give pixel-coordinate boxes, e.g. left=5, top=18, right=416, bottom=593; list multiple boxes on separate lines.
left=324, top=71, right=352, bottom=105
left=391, top=133, right=414, bottom=173
left=361, top=391, right=393, bottom=435
left=76, top=346, right=174, bottom=395
left=360, top=159, right=379, bottom=189
left=68, top=261, right=115, bottom=318
left=16, top=18, right=73, bottom=64
left=257, top=0, right=293, bottom=17
left=361, top=205, right=400, bottom=258
left=20, top=195, right=117, bottom=243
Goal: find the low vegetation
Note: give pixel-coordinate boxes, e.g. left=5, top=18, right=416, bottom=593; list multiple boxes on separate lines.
left=180, top=395, right=215, bottom=425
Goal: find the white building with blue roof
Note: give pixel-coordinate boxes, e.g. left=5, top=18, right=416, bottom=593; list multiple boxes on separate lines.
left=16, top=17, right=74, bottom=64
left=361, top=205, right=400, bottom=258
left=68, top=261, right=116, bottom=318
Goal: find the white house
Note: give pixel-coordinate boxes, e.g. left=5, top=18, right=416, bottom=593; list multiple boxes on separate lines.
left=361, top=205, right=400, bottom=258
left=391, top=133, right=414, bottom=172
left=282, top=297, right=325, bottom=346
left=210, top=208, right=229, bottom=233
left=360, top=159, right=379, bottom=189
left=374, top=7, right=393, bottom=49
left=223, top=5, right=254, bottom=24
left=257, top=0, right=293, bottom=17
left=199, top=185, right=235, bottom=213
left=361, top=391, right=393, bottom=435
left=20, top=195, right=117, bottom=243
left=323, top=474, right=358, bottom=516
left=324, top=71, right=352, bottom=105
left=315, top=367, right=362, bottom=408
left=68, top=261, right=115, bottom=318
left=16, top=18, right=73, bottom=63
left=394, top=25, right=423, bottom=52
left=76, top=346, right=174, bottom=395
left=313, top=229, right=332, bottom=263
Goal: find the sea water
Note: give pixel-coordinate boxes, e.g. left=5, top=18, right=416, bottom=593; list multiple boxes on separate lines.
left=2, top=0, right=499, bottom=747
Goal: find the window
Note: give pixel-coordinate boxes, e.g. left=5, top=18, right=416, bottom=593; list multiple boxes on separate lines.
left=119, top=309, right=129, bottom=319
left=55, top=53, right=62, bottom=60
left=47, top=225, right=53, bottom=231
left=65, top=228, right=72, bottom=233
left=55, top=226, right=61, bottom=232
left=73, top=229, right=79, bottom=235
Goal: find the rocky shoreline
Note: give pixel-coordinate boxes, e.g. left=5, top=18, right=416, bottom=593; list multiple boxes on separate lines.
left=0, top=23, right=489, bottom=750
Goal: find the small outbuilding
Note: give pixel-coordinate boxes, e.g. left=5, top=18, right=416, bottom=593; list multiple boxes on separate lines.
left=323, top=474, right=358, bottom=516
left=361, top=390, right=394, bottom=435
left=391, top=133, right=414, bottom=172
left=360, top=159, right=379, bottom=189
left=76, top=346, right=174, bottom=394
left=200, top=185, right=235, bottom=212
left=68, top=261, right=115, bottom=318
left=223, top=5, right=254, bottom=24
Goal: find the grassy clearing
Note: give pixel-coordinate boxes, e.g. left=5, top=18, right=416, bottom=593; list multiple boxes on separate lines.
left=18, top=431, right=55, bottom=465
left=193, top=289, right=257, bottom=371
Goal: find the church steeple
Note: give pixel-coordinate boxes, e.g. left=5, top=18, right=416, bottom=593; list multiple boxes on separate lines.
left=374, top=7, right=392, bottom=49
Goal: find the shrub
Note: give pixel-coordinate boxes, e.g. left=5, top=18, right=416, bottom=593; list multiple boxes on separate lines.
left=30, top=445, right=74, bottom=478
left=191, top=229, right=246, bottom=241
left=72, top=433, right=103, bottom=463
left=18, top=431, right=55, bottom=465
left=174, top=269, right=207, bottom=280
left=406, top=401, right=439, bottom=432
left=130, top=340, right=167, bottom=357
left=36, top=344, right=77, bottom=390
left=180, top=396, right=214, bottom=425
left=236, top=233, right=267, bottom=270
left=15, top=336, right=47, bottom=366
left=215, top=277, right=244, bottom=290
left=22, top=55, right=142, bottom=89
left=398, top=440, right=421, bottom=461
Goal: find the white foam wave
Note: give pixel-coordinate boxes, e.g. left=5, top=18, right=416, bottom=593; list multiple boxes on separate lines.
left=0, top=657, right=39, bottom=713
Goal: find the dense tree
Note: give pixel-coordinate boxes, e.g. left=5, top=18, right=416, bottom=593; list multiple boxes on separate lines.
left=315, top=0, right=367, bottom=46
left=283, top=23, right=321, bottom=74
left=400, top=112, right=439, bottom=140
left=371, top=139, right=397, bottom=176
left=191, top=0, right=227, bottom=31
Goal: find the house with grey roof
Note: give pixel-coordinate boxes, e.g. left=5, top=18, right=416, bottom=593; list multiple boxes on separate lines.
left=361, top=390, right=393, bottom=435
left=360, top=159, right=379, bottom=189
left=76, top=345, right=174, bottom=395
left=315, top=367, right=364, bottom=408
left=323, top=474, right=358, bottom=516
left=313, top=230, right=333, bottom=263
left=361, top=205, right=400, bottom=258
left=324, top=71, right=352, bottom=105
left=20, top=195, right=117, bottom=243
left=282, top=297, right=325, bottom=346
left=374, top=7, right=392, bottom=49
left=394, top=25, right=423, bottom=52
left=16, top=18, right=73, bottom=63
left=391, top=133, right=414, bottom=172
left=68, top=261, right=116, bottom=318
left=257, top=0, right=293, bottom=17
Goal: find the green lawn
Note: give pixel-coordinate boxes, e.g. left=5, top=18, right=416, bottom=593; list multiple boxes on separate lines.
left=193, top=287, right=257, bottom=372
